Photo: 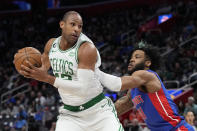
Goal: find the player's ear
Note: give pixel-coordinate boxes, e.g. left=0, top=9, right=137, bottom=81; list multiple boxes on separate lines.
left=145, top=60, right=151, bottom=67
left=59, top=21, right=65, bottom=29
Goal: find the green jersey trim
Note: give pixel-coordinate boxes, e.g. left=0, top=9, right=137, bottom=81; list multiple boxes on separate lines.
left=63, top=93, right=105, bottom=112
left=49, top=42, right=55, bottom=56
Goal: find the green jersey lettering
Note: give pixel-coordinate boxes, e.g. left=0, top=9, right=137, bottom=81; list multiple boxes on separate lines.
left=54, top=73, right=72, bottom=80
left=52, top=58, right=56, bottom=72
left=62, top=60, right=68, bottom=74
left=61, top=74, right=72, bottom=80
left=59, top=59, right=62, bottom=72
left=55, top=58, right=59, bottom=72
left=68, top=62, right=73, bottom=75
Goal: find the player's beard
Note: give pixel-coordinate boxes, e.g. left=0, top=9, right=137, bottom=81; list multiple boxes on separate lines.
left=128, top=61, right=145, bottom=75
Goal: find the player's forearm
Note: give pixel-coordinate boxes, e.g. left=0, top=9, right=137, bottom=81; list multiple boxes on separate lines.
left=99, top=70, right=122, bottom=91
left=41, top=54, right=51, bottom=71
left=115, top=96, right=133, bottom=116
left=52, top=69, right=95, bottom=95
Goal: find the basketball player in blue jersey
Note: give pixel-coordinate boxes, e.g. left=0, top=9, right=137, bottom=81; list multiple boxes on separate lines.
left=19, top=11, right=123, bottom=131
left=99, top=42, right=195, bottom=131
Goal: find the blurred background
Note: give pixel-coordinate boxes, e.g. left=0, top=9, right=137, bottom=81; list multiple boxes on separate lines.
left=0, top=0, right=197, bottom=130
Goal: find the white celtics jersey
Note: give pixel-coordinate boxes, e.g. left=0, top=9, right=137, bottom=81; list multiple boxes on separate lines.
left=48, top=33, right=103, bottom=106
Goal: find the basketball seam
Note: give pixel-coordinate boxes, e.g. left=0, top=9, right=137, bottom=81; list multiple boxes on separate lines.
left=14, top=48, right=41, bottom=70
left=16, top=55, right=41, bottom=71
left=21, top=58, right=27, bottom=70
left=14, top=53, right=40, bottom=63
left=25, top=48, right=29, bottom=61
left=14, top=55, right=26, bottom=64
left=29, top=57, right=42, bottom=67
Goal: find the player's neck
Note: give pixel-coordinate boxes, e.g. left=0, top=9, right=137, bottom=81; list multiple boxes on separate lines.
left=144, top=67, right=150, bottom=70
left=60, top=37, right=74, bottom=50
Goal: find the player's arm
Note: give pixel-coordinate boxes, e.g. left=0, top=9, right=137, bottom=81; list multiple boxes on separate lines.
left=121, top=70, right=161, bottom=92
left=51, top=42, right=97, bottom=94
left=41, top=38, right=55, bottom=71
left=120, top=71, right=147, bottom=91
left=115, top=90, right=133, bottom=116
left=20, top=41, right=97, bottom=95
left=77, top=42, right=97, bottom=70
left=99, top=70, right=160, bottom=92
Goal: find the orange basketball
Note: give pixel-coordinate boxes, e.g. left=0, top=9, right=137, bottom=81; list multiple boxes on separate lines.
left=13, top=47, right=42, bottom=73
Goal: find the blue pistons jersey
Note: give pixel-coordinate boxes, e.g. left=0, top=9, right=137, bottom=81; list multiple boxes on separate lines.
left=130, top=70, right=194, bottom=131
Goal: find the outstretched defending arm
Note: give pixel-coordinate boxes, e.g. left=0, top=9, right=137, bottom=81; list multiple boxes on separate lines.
left=99, top=70, right=161, bottom=92
left=99, top=70, right=145, bottom=92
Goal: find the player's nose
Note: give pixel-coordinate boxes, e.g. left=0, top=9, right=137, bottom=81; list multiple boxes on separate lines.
left=130, top=58, right=134, bottom=62
left=74, top=26, right=80, bottom=33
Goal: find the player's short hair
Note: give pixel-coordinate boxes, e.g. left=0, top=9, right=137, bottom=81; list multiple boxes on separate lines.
left=62, top=11, right=81, bottom=21
left=132, top=41, right=161, bottom=70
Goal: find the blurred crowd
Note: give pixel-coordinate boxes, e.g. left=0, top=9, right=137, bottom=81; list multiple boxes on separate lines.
left=0, top=0, right=197, bottom=130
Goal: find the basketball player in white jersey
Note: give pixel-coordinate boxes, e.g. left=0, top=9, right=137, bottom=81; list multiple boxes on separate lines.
left=19, top=11, right=124, bottom=131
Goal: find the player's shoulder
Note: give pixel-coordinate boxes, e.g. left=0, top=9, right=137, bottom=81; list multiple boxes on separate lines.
left=78, top=33, right=97, bottom=59
left=132, top=70, right=156, bottom=80
left=80, top=41, right=95, bottom=49
left=78, top=42, right=97, bottom=56
left=132, top=70, right=148, bottom=75
left=47, top=38, right=56, bottom=45
left=78, top=32, right=96, bottom=50
left=44, top=38, right=56, bottom=53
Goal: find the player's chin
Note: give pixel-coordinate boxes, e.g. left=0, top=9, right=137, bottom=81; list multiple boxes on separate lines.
left=128, top=66, right=133, bottom=71
left=70, top=35, right=78, bottom=41
left=69, top=39, right=77, bottom=44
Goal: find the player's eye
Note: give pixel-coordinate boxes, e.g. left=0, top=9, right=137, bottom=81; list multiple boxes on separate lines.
left=71, top=22, right=75, bottom=26
left=135, top=55, right=141, bottom=58
left=78, top=25, right=82, bottom=29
